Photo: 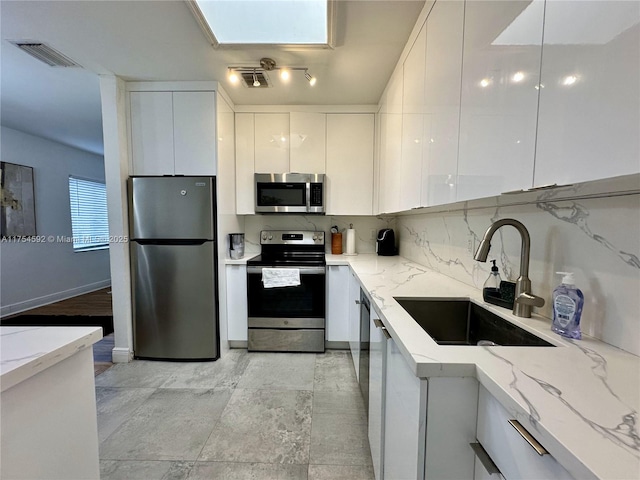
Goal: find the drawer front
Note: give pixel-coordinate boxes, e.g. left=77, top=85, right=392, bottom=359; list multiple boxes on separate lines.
left=248, top=328, right=325, bottom=352
left=476, top=385, right=574, bottom=480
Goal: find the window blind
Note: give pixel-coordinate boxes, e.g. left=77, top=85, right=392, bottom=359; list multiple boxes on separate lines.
left=68, top=176, right=109, bottom=251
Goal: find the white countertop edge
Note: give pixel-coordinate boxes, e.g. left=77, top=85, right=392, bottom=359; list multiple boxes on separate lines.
left=223, top=255, right=257, bottom=265
left=340, top=253, right=640, bottom=480
left=0, top=326, right=103, bottom=392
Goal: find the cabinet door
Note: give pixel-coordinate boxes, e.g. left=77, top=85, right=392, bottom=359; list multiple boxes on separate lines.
left=378, top=71, right=403, bottom=214
left=368, top=309, right=387, bottom=480
left=226, top=265, right=248, bottom=342
left=401, top=21, right=427, bottom=211
left=326, top=114, right=374, bottom=215
left=534, top=1, right=640, bottom=186
left=290, top=112, right=326, bottom=173
left=235, top=113, right=255, bottom=214
left=421, top=0, right=464, bottom=207
left=254, top=113, right=289, bottom=173
left=456, top=1, right=543, bottom=201
left=326, top=265, right=350, bottom=343
left=424, top=377, right=478, bottom=479
left=173, top=91, right=216, bottom=175
left=348, top=271, right=361, bottom=380
left=384, top=336, right=426, bottom=480
left=130, top=91, right=174, bottom=175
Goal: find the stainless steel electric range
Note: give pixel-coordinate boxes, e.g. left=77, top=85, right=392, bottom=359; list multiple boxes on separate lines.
left=246, top=230, right=326, bottom=353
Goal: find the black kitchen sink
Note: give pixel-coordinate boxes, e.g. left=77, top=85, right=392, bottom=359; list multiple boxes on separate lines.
left=394, top=298, right=554, bottom=347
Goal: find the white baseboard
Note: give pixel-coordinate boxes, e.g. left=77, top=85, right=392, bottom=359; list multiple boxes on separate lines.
left=111, top=347, right=133, bottom=363
left=0, top=280, right=111, bottom=318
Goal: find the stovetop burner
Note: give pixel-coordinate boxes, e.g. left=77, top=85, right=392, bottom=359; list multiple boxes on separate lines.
left=247, top=230, right=326, bottom=267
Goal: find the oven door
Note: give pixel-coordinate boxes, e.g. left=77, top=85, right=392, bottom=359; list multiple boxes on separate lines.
left=255, top=181, right=309, bottom=214
left=247, top=265, right=326, bottom=320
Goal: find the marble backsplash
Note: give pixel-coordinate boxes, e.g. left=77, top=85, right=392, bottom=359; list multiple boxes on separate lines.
left=243, top=215, right=396, bottom=255
left=397, top=192, right=640, bottom=356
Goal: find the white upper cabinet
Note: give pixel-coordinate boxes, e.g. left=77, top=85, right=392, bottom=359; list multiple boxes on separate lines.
left=235, top=113, right=256, bottom=215
left=378, top=70, right=404, bottom=214
left=130, top=92, right=175, bottom=175
left=290, top=112, right=326, bottom=174
left=421, top=0, right=464, bottom=207
left=456, top=0, right=544, bottom=201
left=173, top=92, right=217, bottom=175
left=254, top=113, right=290, bottom=173
left=130, top=90, right=217, bottom=176
left=401, top=22, right=427, bottom=211
left=534, top=1, right=640, bottom=187
left=326, top=114, right=375, bottom=215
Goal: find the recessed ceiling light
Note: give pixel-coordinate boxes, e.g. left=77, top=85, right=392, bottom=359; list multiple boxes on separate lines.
left=480, top=78, right=491, bottom=88
left=563, top=75, right=578, bottom=86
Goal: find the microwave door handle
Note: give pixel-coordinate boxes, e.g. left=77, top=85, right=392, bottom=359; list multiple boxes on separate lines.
left=306, top=182, right=311, bottom=212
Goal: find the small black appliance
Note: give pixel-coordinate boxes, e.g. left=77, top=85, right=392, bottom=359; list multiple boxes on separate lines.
left=376, top=229, right=397, bottom=256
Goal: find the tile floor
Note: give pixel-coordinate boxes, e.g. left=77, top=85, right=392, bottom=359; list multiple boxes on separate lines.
left=95, top=349, right=374, bottom=480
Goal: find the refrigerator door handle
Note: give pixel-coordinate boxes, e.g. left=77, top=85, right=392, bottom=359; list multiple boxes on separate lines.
left=134, top=239, right=209, bottom=246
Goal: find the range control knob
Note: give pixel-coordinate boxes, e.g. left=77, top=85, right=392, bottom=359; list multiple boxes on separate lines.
left=268, top=234, right=273, bottom=240
left=312, top=234, right=318, bottom=241
left=261, top=233, right=267, bottom=241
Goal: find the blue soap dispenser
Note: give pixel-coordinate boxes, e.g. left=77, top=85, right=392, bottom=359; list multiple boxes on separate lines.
left=551, top=272, right=584, bottom=339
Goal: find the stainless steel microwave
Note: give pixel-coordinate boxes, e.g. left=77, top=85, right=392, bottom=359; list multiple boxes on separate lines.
left=255, top=173, right=325, bottom=214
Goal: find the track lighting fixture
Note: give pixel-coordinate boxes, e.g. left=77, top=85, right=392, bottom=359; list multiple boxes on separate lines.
left=227, top=58, right=316, bottom=88
left=304, top=71, right=317, bottom=86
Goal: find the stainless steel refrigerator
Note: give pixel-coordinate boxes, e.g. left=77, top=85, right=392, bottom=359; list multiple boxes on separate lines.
left=128, top=176, right=219, bottom=360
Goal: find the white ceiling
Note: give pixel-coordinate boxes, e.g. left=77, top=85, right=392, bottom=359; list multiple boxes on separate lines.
left=0, top=0, right=425, bottom=156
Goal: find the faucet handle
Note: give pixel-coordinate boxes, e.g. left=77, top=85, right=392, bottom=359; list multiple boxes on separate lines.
left=516, top=292, right=545, bottom=308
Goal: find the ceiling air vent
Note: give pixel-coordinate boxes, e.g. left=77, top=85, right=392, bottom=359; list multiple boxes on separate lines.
left=10, top=42, right=80, bottom=67
left=240, top=71, right=271, bottom=88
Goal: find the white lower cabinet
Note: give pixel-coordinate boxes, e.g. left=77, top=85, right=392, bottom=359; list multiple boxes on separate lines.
left=348, top=270, right=361, bottom=380
left=368, top=307, right=387, bottom=480
left=226, top=265, right=247, bottom=343
left=326, top=265, right=350, bottom=343
left=476, top=385, right=573, bottom=480
left=383, top=336, right=427, bottom=480
left=424, top=377, right=479, bottom=479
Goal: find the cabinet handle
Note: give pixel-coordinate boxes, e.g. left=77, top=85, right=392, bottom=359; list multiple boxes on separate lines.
left=355, top=300, right=362, bottom=305
left=508, top=420, right=549, bottom=456
left=470, top=442, right=501, bottom=476
left=373, top=318, right=391, bottom=338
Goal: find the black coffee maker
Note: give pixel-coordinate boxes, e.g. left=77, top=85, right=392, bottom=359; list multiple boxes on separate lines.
left=376, top=229, right=397, bottom=256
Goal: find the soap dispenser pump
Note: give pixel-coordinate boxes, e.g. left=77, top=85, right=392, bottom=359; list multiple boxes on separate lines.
left=482, top=260, right=501, bottom=301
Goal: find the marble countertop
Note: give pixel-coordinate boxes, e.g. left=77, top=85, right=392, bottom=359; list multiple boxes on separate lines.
left=0, top=326, right=103, bottom=392
left=331, top=253, right=639, bottom=480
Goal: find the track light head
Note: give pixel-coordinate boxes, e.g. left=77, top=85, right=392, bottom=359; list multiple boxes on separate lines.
left=305, top=71, right=317, bottom=86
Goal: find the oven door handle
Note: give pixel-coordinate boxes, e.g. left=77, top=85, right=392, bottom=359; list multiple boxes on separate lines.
left=247, top=266, right=326, bottom=275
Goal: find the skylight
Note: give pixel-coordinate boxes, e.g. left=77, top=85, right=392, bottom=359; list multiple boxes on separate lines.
left=193, top=0, right=330, bottom=46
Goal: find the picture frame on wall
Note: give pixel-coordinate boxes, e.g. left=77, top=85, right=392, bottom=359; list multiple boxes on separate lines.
left=1, top=161, right=36, bottom=237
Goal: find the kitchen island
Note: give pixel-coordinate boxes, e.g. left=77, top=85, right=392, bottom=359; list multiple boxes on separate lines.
left=326, top=253, right=640, bottom=480
left=1, top=326, right=103, bottom=480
